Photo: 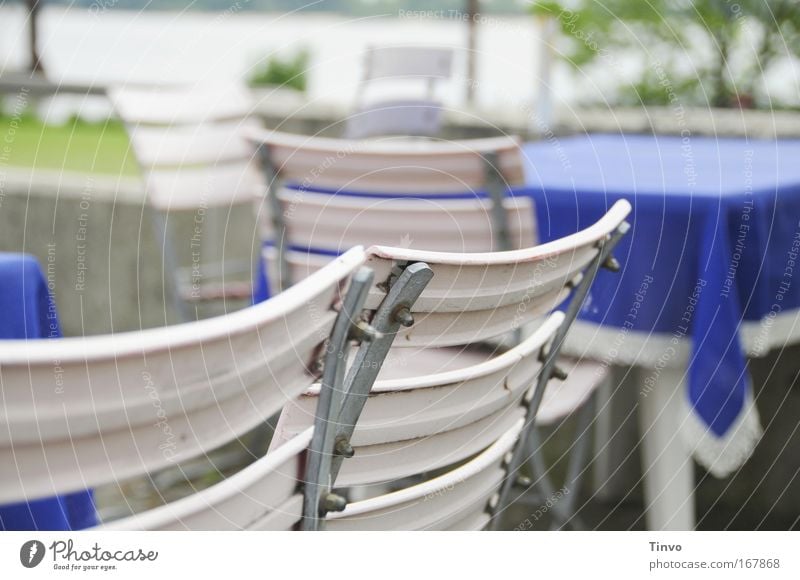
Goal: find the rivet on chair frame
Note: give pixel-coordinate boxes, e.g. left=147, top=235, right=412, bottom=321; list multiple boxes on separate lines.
left=350, top=320, right=382, bottom=343
left=551, top=365, right=569, bottom=381
left=602, top=255, right=621, bottom=272
left=321, top=493, right=348, bottom=514
left=595, top=233, right=612, bottom=248
left=538, top=342, right=552, bottom=363
left=392, top=305, right=415, bottom=327
left=515, top=475, right=533, bottom=488
left=567, top=271, right=584, bottom=289
left=489, top=493, right=500, bottom=510
left=334, top=436, right=355, bottom=459
left=503, top=451, right=514, bottom=466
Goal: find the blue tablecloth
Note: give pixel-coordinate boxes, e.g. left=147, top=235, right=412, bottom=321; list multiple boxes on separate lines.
left=521, top=134, right=800, bottom=476
left=255, top=134, right=800, bottom=477
left=0, top=253, right=96, bottom=531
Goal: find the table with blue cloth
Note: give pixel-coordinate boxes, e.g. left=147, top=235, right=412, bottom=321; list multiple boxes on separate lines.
left=521, top=134, right=800, bottom=530
left=0, top=253, right=96, bottom=531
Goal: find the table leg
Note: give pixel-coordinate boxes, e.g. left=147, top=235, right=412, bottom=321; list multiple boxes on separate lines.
left=638, top=366, right=696, bottom=530
left=592, top=365, right=644, bottom=503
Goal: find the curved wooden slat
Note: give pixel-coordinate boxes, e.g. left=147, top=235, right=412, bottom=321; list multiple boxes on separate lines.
left=0, top=248, right=366, bottom=502
left=326, top=419, right=523, bottom=531
left=271, top=314, right=561, bottom=486
left=265, top=190, right=536, bottom=255
left=365, top=46, right=454, bottom=81
left=98, top=429, right=312, bottom=531
left=108, top=84, right=253, bottom=126
left=126, top=120, right=261, bottom=168
left=144, top=160, right=264, bottom=210
left=246, top=129, right=525, bottom=194
left=445, top=509, right=491, bottom=531
left=345, top=100, right=444, bottom=140
left=363, top=200, right=632, bottom=347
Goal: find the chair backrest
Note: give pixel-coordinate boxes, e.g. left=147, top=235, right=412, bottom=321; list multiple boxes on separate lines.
left=267, top=190, right=535, bottom=253
left=98, top=428, right=313, bottom=531
left=344, top=100, right=443, bottom=140
left=252, top=130, right=524, bottom=193
left=348, top=46, right=454, bottom=139
left=108, top=83, right=263, bottom=211
left=272, top=312, right=563, bottom=488
left=326, top=419, right=523, bottom=531
left=0, top=247, right=366, bottom=504
left=363, top=45, right=454, bottom=83
left=361, top=200, right=632, bottom=347
left=248, top=129, right=532, bottom=295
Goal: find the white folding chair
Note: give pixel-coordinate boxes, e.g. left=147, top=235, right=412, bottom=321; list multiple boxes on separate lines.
left=247, top=129, right=530, bottom=295
left=346, top=45, right=454, bottom=139
left=0, top=247, right=438, bottom=531
left=269, top=201, right=632, bottom=530
left=108, top=83, right=264, bottom=321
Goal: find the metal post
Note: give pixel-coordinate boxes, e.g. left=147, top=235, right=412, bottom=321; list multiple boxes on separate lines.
left=150, top=209, right=193, bottom=323
left=484, top=152, right=521, bottom=346
left=256, top=144, right=290, bottom=292
left=483, top=152, right=512, bottom=253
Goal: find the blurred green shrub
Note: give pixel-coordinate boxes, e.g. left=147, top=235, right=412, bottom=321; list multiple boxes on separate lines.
left=249, top=50, right=310, bottom=92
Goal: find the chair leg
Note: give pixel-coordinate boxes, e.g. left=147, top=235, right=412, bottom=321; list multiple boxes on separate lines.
left=554, top=392, right=596, bottom=529
left=522, top=393, right=595, bottom=531
left=150, top=210, right=193, bottom=322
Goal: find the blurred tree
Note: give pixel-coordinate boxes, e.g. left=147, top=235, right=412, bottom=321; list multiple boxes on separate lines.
left=529, top=0, right=800, bottom=108
left=26, top=0, right=45, bottom=74
left=466, top=0, right=478, bottom=105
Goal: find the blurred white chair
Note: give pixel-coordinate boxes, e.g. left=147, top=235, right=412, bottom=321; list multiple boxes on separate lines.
left=108, top=83, right=264, bottom=321
left=345, top=45, right=454, bottom=139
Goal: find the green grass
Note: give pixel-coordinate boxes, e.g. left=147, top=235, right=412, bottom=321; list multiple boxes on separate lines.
left=0, top=114, right=139, bottom=176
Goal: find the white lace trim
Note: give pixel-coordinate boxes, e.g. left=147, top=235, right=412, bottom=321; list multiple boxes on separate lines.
left=560, top=321, right=689, bottom=368
left=559, top=319, right=776, bottom=476
left=560, top=308, right=800, bottom=367
left=680, top=390, right=763, bottom=478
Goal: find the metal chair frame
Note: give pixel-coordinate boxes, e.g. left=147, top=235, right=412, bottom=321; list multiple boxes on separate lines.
left=488, top=220, right=630, bottom=529
left=302, top=261, right=433, bottom=530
